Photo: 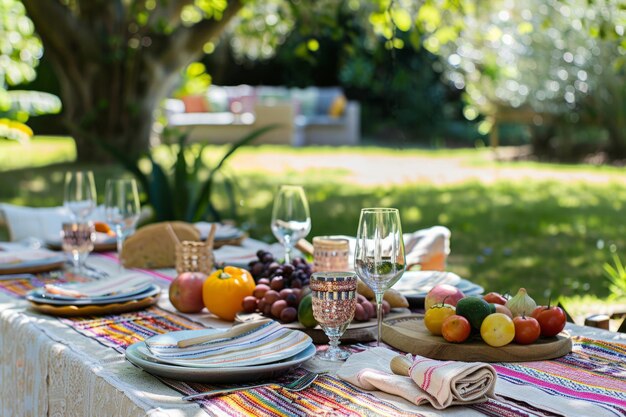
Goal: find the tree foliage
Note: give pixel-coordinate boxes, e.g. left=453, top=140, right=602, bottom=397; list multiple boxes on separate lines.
left=0, top=0, right=60, bottom=142
left=431, top=0, right=626, bottom=157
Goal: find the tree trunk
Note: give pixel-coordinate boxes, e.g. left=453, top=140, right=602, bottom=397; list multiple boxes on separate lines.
left=47, top=49, right=173, bottom=163
left=22, top=0, right=243, bottom=164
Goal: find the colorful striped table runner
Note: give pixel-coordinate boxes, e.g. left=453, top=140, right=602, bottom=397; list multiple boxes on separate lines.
left=1, top=262, right=625, bottom=416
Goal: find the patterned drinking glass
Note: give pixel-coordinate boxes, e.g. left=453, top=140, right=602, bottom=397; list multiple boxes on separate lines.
left=310, top=272, right=357, bottom=361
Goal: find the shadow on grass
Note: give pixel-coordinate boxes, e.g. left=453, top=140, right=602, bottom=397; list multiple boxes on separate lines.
left=231, top=174, right=626, bottom=301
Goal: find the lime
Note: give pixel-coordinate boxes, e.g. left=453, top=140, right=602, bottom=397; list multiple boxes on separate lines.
left=455, top=297, right=492, bottom=330
left=297, top=294, right=318, bottom=328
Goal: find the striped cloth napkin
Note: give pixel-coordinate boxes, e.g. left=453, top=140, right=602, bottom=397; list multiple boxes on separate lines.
left=44, top=273, right=153, bottom=298
left=337, top=347, right=496, bottom=409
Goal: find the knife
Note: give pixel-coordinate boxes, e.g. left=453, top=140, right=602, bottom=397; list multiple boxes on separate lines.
left=176, top=319, right=273, bottom=348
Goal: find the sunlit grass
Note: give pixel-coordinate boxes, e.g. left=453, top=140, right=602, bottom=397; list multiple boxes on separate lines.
left=0, top=136, right=75, bottom=171
left=2, top=136, right=626, bottom=315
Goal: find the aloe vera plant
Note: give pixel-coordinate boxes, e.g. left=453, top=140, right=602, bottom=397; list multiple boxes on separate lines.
left=603, top=253, right=626, bottom=300
left=100, top=124, right=278, bottom=223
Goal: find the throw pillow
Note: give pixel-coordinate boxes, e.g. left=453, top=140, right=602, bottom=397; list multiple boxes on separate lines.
left=181, top=95, right=210, bottom=113
left=328, top=94, right=347, bottom=118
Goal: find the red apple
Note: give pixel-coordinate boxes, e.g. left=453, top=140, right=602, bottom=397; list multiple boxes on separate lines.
left=169, top=272, right=207, bottom=313
left=424, top=284, right=465, bottom=310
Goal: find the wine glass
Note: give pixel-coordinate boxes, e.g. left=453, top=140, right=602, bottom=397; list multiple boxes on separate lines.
left=104, top=179, right=140, bottom=263
left=310, top=272, right=358, bottom=361
left=354, top=208, right=406, bottom=346
left=271, top=185, right=311, bottom=263
left=64, top=170, right=97, bottom=221
left=61, top=222, right=96, bottom=275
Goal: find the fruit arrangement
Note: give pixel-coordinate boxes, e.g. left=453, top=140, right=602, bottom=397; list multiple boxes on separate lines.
left=167, top=249, right=410, bottom=327
left=424, top=285, right=567, bottom=347
left=243, top=251, right=409, bottom=325
left=168, top=266, right=257, bottom=321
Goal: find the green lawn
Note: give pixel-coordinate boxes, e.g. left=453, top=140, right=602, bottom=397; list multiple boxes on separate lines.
left=2, top=136, right=626, bottom=320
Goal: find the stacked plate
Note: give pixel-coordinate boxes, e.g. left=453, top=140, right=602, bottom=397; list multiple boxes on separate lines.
left=126, top=320, right=315, bottom=383
left=0, top=247, right=66, bottom=274
left=394, top=270, right=484, bottom=308
left=26, top=273, right=160, bottom=316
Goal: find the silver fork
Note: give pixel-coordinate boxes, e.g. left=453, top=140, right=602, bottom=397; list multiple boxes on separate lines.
left=182, top=371, right=319, bottom=400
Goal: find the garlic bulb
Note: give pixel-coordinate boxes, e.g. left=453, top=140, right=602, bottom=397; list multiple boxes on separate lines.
left=505, top=288, right=536, bottom=317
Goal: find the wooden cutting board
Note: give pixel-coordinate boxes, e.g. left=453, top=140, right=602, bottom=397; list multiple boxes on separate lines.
left=382, top=314, right=572, bottom=362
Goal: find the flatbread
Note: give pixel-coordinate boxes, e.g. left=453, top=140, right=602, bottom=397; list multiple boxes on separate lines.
left=120, top=221, right=200, bottom=269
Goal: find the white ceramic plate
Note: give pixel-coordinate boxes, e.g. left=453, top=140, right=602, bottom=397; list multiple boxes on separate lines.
left=194, top=222, right=244, bottom=241
left=44, top=233, right=117, bottom=252
left=141, top=322, right=313, bottom=368
left=0, top=253, right=66, bottom=274
left=125, top=342, right=316, bottom=383
left=40, top=274, right=154, bottom=300
left=26, top=284, right=161, bottom=306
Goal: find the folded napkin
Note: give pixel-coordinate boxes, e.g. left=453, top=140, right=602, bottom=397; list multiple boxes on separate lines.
left=404, top=226, right=450, bottom=271
left=44, top=272, right=153, bottom=298
left=337, top=347, right=496, bottom=410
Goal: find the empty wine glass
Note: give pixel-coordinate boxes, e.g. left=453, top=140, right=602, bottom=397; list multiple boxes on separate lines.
left=271, top=185, right=311, bottom=263
left=354, top=208, right=406, bottom=346
left=64, top=170, right=97, bottom=221
left=61, top=222, right=96, bottom=275
left=104, top=179, right=140, bottom=264
left=310, top=272, right=358, bottom=361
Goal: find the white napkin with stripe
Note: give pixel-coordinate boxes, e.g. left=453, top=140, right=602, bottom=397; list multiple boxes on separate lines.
left=338, top=347, right=495, bottom=409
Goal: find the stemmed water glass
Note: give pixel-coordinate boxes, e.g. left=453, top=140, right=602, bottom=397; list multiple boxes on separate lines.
left=61, top=222, right=96, bottom=275
left=310, top=272, right=358, bottom=361
left=62, top=170, right=97, bottom=274
left=271, top=185, right=311, bottom=263
left=354, top=208, right=406, bottom=346
left=104, top=179, right=141, bottom=264
left=64, top=170, right=97, bottom=221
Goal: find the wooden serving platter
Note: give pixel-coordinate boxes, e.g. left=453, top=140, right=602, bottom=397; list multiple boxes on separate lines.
left=236, top=310, right=409, bottom=344
left=382, top=314, right=572, bottom=362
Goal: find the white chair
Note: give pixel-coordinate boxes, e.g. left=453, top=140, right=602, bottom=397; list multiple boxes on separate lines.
left=0, top=203, right=72, bottom=242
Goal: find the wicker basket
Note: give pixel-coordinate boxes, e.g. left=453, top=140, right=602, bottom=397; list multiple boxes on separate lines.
left=175, top=240, right=214, bottom=274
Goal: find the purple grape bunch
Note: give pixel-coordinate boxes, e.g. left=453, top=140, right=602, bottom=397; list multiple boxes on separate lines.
left=248, top=250, right=312, bottom=290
